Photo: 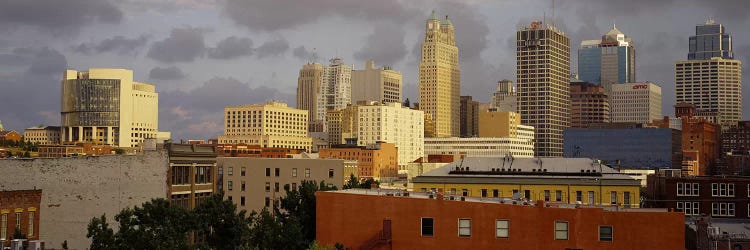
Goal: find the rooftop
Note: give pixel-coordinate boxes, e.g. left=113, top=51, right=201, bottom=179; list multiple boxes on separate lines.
left=416, top=157, right=636, bottom=180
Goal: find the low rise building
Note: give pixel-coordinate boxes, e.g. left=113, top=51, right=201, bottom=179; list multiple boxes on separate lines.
left=412, top=157, right=641, bottom=207
left=214, top=144, right=303, bottom=158
left=218, top=102, right=312, bottom=152
left=319, top=142, right=397, bottom=180
left=0, top=130, right=21, bottom=142
left=0, top=190, right=42, bottom=248
left=424, top=137, right=534, bottom=158
left=38, top=143, right=114, bottom=157
left=650, top=103, right=720, bottom=175
left=619, top=168, right=656, bottom=187
left=316, top=189, right=685, bottom=249
left=166, top=143, right=218, bottom=209
left=478, top=111, right=533, bottom=139
left=564, top=126, right=682, bottom=169
left=23, top=126, right=61, bottom=145
left=646, top=169, right=750, bottom=218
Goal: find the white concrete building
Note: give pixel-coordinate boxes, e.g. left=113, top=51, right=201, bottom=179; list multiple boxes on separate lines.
left=61, top=68, right=168, bottom=148
left=611, top=82, right=662, bottom=124
left=424, top=137, right=535, bottom=159
left=218, top=101, right=312, bottom=152
left=675, top=58, right=742, bottom=128
left=23, top=126, right=61, bottom=145
left=356, top=102, right=424, bottom=165
left=351, top=60, right=402, bottom=104
left=316, top=58, right=352, bottom=126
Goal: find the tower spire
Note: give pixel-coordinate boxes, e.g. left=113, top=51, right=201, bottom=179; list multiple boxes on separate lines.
left=430, top=9, right=438, bottom=20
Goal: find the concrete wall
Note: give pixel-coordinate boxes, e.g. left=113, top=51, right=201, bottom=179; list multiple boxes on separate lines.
left=0, top=151, right=168, bottom=250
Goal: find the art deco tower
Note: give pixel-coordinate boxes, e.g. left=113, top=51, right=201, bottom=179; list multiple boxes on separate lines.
left=419, top=11, right=460, bottom=137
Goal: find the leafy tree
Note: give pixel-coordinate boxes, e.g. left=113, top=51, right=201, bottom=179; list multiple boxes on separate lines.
left=23, top=151, right=30, bottom=158
left=248, top=208, right=287, bottom=249
left=277, top=180, right=337, bottom=247
left=193, top=194, right=252, bottom=250
left=342, top=174, right=359, bottom=189
left=308, top=241, right=347, bottom=250
left=62, top=240, right=69, bottom=250
left=87, top=215, right=115, bottom=250
left=359, top=178, right=379, bottom=189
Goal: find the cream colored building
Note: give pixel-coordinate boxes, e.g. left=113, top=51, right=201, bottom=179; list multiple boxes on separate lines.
left=611, top=82, right=662, bottom=124
left=425, top=131, right=535, bottom=159
left=218, top=102, right=312, bottom=152
left=326, top=105, right=358, bottom=145
left=478, top=110, right=533, bottom=139
left=516, top=22, right=570, bottom=157
left=356, top=102, right=424, bottom=165
left=61, top=68, right=167, bottom=148
left=23, top=126, right=61, bottom=145
left=675, top=58, right=742, bottom=128
left=491, top=80, right=517, bottom=113
left=351, top=60, right=402, bottom=104
left=316, top=58, right=352, bottom=128
left=297, top=63, right=324, bottom=130
left=419, top=11, right=460, bottom=138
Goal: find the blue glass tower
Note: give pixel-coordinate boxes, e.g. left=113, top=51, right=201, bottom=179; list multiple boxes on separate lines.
left=688, top=19, right=733, bottom=60
left=577, top=25, right=635, bottom=94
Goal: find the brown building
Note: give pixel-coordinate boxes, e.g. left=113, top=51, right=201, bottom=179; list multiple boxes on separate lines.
left=316, top=190, right=685, bottom=250
left=459, top=96, right=479, bottom=137
left=650, top=103, right=720, bottom=175
left=214, top=144, right=303, bottom=158
left=167, top=143, right=218, bottom=209
left=319, top=142, right=398, bottom=180
left=570, top=81, right=610, bottom=128
left=0, top=130, right=21, bottom=142
left=721, top=121, right=750, bottom=154
left=0, top=190, right=42, bottom=247
left=646, top=169, right=750, bottom=218
left=38, top=143, right=114, bottom=157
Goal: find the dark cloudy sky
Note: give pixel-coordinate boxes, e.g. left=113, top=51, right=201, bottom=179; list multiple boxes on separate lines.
left=1, top=0, right=750, bottom=140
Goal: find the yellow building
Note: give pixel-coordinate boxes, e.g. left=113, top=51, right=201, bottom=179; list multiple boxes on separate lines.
left=297, top=63, right=324, bottom=131
left=326, top=105, right=358, bottom=145
left=218, top=101, right=312, bottom=152
left=412, top=157, right=641, bottom=207
left=419, top=11, right=460, bottom=138
left=478, top=110, right=534, bottom=139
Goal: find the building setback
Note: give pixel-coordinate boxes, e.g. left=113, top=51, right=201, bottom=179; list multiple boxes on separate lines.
left=316, top=190, right=685, bottom=249
left=0, top=190, right=41, bottom=248
left=490, top=80, right=517, bottom=113
left=569, top=81, right=610, bottom=128
left=351, top=60, right=402, bottom=104
left=563, top=126, right=682, bottom=169
left=649, top=103, right=720, bottom=176
left=516, top=21, right=570, bottom=157
left=610, top=82, right=662, bottom=124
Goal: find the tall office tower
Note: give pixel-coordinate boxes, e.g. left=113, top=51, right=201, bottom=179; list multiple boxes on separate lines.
left=460, top=96, right=479, bottom=137
left=491, top=80, right=518, bottom=112
left=61, top=68, right=169, bottom=148
left=419, top=11, right=460, bottom=137
left=610, top=82, right=662, bottom=124
left=351, top=60, right=402, bottom=104
left=316, top=58, right=352, bottom=130
left=517, top=21, right=571, bottom=157
left=570, top=81, right=610, bottom=128
left=578, top=24, right=635, bottom=95
left=676, top=20, right=742, bottom=129
left=218, top=101, right=312, bottom=152
left=689, top=19, right=733, bottom=60
left=297, top=63, right=324, bottom=131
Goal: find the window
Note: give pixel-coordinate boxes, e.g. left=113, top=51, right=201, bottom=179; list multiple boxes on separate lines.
left=544, top=190, right=550, bottom=201
left=15, top=213, right=21, bottom=231
left=305, top=168, right=311, bottom=177
left=462, top=189, right=468, bottom=197
left=240, top=196, right=245, bottom=206
left=1, top=213, right=6, bottom=240
left=576, top=191, right=582, bottom=202
left=693, top=183, right=699, bottom=196
left=265, top=182, right=270, bottom=192
left=623, top=192, right=631, bottom=207
left=712, top=202, right=736, bottom=216
left=265, top=168, right=271, bottom=177
left=712, top=183, right=718, bottom=196
left=227, top=181, right=233, bottom=191
left=228, top=195, right=232, bottom=201
left=292, top=168, right=297, bottom=177
left=555, top=190, right=562, bottom=202
left=265, top=197, right=270, bottom=207
left=240, top=167, right=246, bottom=176
left=599, top=226, right=613, bottom=242
left=481, top=189, right=488, bottom=198
left=241, top=181, right=246, bottom=191
left=677, top=183, right=684, bottom=196
left=524, top=190, right=531, bottom=200
left=720, top=183, right=727, bottom=196
left=274, top=182, right=280, bottom=192
left=496, top=220, right=509, bottom=238
left=555, top=221, right=568, bottom=240
left=610, top=191, right=617, bottom=205
left=421, top=218, right=434, bottom=236
left=228, top=167, right=233, bottom=176
left=292, top=183, right=297, bottom=191
left=275, top=168, right=280, bottom=177
left=458, top=219, right=471, bottom=237
left=493, top=189, right=499, bottom=198
left=27, top=212, right=34, bottom=237
left=729, top=183, right=735, bottom=197
left=328, top=169, right=334, bottom=178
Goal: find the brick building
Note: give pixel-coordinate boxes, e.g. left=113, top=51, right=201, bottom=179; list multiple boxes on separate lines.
left=316, top=190, right=685, bottom=249
left=570, top=81, right=610, bottom=128
left=646, top=169, right=750, bottom=218
left=166, top=143, right=218, bottom=209
left=650, top=103, right=720, bottom=175
left=0, top=130, right=21, bottom=143
left=319, top=142, right=398, bottom=180
left=214, top=143, right=304, bottom=158
left=722, top=121, right=750, bottom=154
left=0, top=190, right=42, bottom=248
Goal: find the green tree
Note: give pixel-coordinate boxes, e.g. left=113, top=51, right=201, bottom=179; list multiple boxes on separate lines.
left=248, top=208, right=286, bottom=249
left=62, top=240, right=69, bottom=250
left=193, top=194, right=252, bottom=250
left=342, top=174, right=359, bottom=189
left=277, top=180, right=337, bottom=247
left=87, top=215, right=115, bottom=250
left=23, top=151, right=30, bottom=158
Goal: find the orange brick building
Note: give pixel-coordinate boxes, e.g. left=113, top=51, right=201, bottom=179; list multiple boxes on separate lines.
left=319, top=142, right=397, bottom=180
left=0, top=130, right=21, bottom=142
left=650, top=103, right=719, bottom=175
left=316, top=190, right=685, bottom=250
left=0, top=190, right=41, bottom=247
left=215, top=144, right=304, bottom=158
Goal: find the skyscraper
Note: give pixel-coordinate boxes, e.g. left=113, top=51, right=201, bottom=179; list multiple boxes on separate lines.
left=419, top=11, right=460, bottom=138
left=318, top=58, right=352, bottom=126
left=351, top=60, right=402, bottom=104
left=676, top=19, right=742, bottom=128
left=459, top=96, right=479, bottom=137
left=517, top=21, right=570, bottom=157
left=578, top=24, right=635, bottom=94
left=297, top=63, right=324, bottom=131
left=570, top=80, right=610, bottom=128
left=491, top=80, right=518, bottom=113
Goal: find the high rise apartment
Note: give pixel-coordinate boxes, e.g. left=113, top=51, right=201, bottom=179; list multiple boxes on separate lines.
left=491, top=80, right=517, bottom=113
left=61, top=68, right=168, bottom=148
left=297, top=63, right=324, bottom=131
left=356, top=102, right=424, bottom=165
left=317, top=58, right=352, bottom=128
left=218, top=101, right=312, bottom=152
left=351, top=60, right=402, bottom=104
left=570, top=81, right=610, bottom=128
left=419, top=11, right=460, bottom=137
left=517, top=21, right=571, bottom=157
left=459, top=96, right=479, bottom=137
left=578, top=25, right=635, bottom=94
left=610, top=82, right=662, bottom=124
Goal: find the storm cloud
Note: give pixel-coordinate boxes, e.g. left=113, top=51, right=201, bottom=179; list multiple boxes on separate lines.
left=147, top=27, right=206, bottom=63
left=207, top=36, right=254, bottom=60
left=72, top=35, right=149, bottom=56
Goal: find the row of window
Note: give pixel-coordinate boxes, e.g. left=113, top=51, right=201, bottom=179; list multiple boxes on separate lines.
left=419, top=188, right=631, bottom=205
left=0, top=211, right=34, bottom=240
left=419, top=218, right=613, bottom=241
left=171, top=166, right=212, bottom=185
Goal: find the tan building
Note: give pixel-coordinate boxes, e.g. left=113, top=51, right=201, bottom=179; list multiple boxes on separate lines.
left=478, top=110, right=534, bottom=139
left=218, top=101, right=312, bottom=152
left=675, top=58, right=742, bottom=128
left=61, top=68, right=169, bottom=148
left=611, top=82, right=662, bottom=124
left=570, top=81, right=610, bottom=128
left=166, top=143, right=217, bottom=209
left=419, top=11, right=460, bottom=138
left=354, top=102, right=424, bottom=165
left=460, top=96, right=479, bottom=137
left=218, top=157, right=344, bottom=213
left=351, top=60, right=402, bottom=104
left=317, top=58, right=353, bottom=129
left=23, top=126, right=61, bottom=145
left=491, top=80, right=517, bottom=112
left=297, top=63, right=324, bottom=131
left=516, top=21, right=570, bottom=157
left=326, top=105, right=358, bottom=145
left=319, top=142, right=398, bottom=180
left=424, top=137, right=534, bottom=159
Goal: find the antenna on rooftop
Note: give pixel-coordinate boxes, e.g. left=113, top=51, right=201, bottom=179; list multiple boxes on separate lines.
left=311, top=48, right=319, bottom=64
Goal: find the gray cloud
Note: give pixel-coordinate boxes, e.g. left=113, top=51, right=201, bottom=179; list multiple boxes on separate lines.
left=207, top=36, right=253, bottom=60
left=149, top=66, right=186, bottom=80
left=292, top=46, right=314, bottom=61
left=0, top=0, right=122, bottom=34
left=72, top=35, right=149, bottom=56
left=147, top=27, right=206, bottom=63
left=29, top=47, right=68, bottom=76
left=354, top=23, right=407, bottom=66
left=436, top=2, right=490, bottom=61
left=255, top=38, right=289, bottom=58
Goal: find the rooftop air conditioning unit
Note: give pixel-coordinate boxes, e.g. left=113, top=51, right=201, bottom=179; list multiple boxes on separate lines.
left=28, top=241, right=44, bottom=250
left=708, top=226, right=720, bottom=236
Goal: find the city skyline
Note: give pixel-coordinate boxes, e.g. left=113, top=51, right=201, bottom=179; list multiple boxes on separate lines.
left=2, top=0, right=750, bottom=140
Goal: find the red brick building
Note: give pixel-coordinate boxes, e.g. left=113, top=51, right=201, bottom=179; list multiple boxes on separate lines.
left=0, top=130, right=21, bottom=142
left=317, top=190, right=685, bottom=250
left=721, top=121, right=750, bottom=154
left=0, top=190, right=42, bottom=247
left=570, top=81, right=610, bottom=128
left=215, top=144, right=303, bottom=158
left=646, top=169, right=750, bottom=218
left=650, top=103, right=719, bottom=175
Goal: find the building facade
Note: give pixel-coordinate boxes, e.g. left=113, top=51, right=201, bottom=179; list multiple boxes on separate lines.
left=61, top=68, right=166, bottom=148
left=23, top=126, right=60, bottom=145
left=326, top=105, right=358, bottom=145
left=610, top=82, right=662, bottom=124
left=319, top=142, right=398, bottom=180
left=351, top=60, right=402, bottom=104
left=578, top=25, right=635, bottom=94
left=316, top=58, right=352, bottom=130
left=459, top=96, right=479, bottom=137
left=721, top=121, right=750, bottom=154
left=297, top=63, right=324, bottom=131
left=650, top=103, right=720, bottom=176
left=166, top=143, right=217, bottom=210
left=354, top=102, right=424, bottom=165
left=424, top=137, right=534, bottom=158
left=517, top=21, right=570, bottom=157
left=563, top=127, right=682, bottom=169
left=675, top=58, right=742, bottom=129
left=419, top=11, right=460, bottom=138
left=218, top=158, right=344, bottom=214
left=570, top=81, right=610, bottom=128
left=218, top=102, right=312, bottom=152
left=0, top=131, right=21, bottom=143
left=689, top=19, right=734, bottom=60
left=490, top=80, right=517, bottom=113
left=214, top=144, right=304, bottom=158
left=316, top=190, right=685, bottom=250
left=0, top=190, right=41, bottom=248
left=478, top=111, right=534, bottom=139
